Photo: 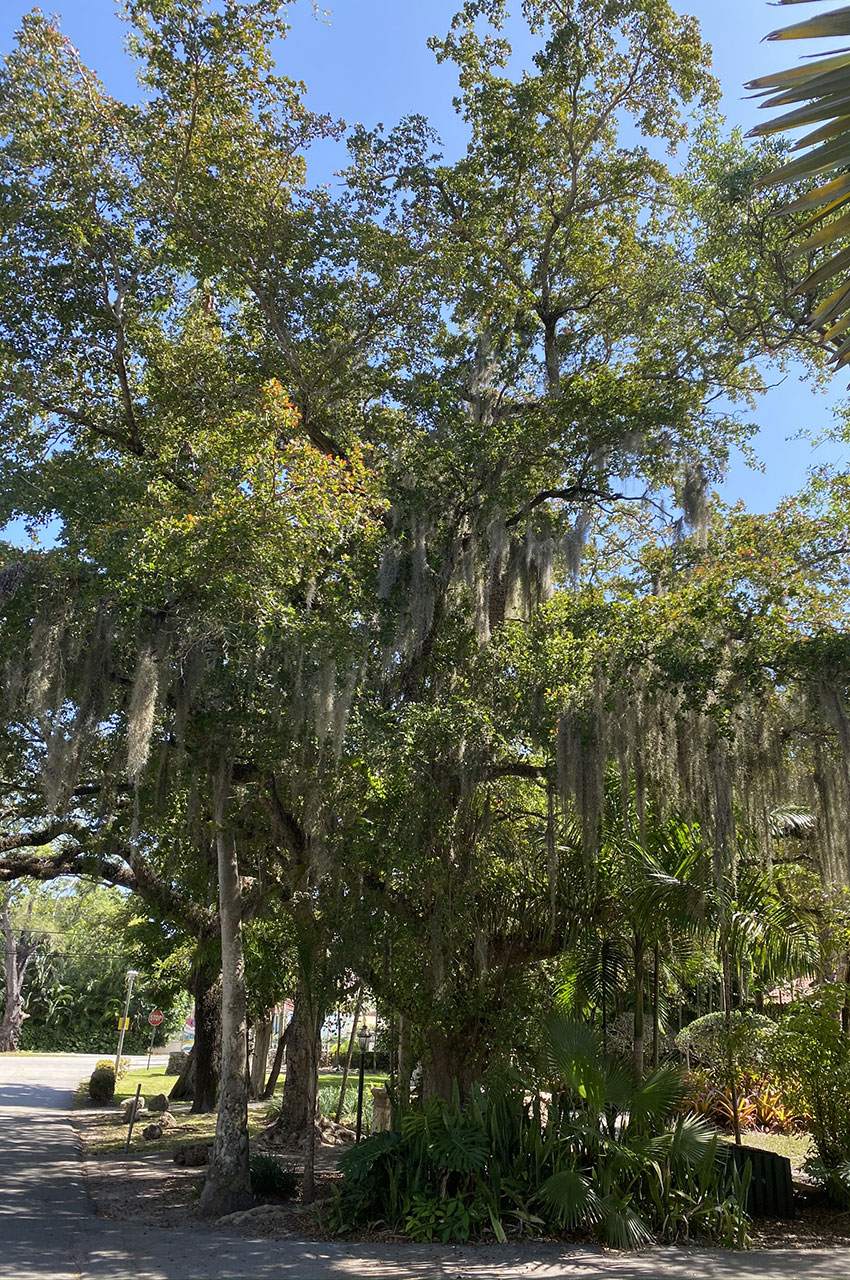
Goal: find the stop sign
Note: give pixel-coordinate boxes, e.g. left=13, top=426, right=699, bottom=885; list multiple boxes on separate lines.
left=148, top=1009, right=164, bottom=1027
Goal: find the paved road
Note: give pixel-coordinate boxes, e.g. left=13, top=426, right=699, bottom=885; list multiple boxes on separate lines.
left=0, top=1053, right=848, bottom=1279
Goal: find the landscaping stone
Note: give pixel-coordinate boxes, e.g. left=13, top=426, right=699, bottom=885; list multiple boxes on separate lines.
left=173, top=1141, right=210, bottom=1166
left=121, top=1096, right=145, bottom=1121
left=142, top=1123, right=163, bottom=1141
left=148, top=1093, right=170, bottom=1112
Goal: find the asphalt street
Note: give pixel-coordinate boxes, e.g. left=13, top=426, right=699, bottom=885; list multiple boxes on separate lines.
left=0, top=1053, right=847, bottom=1279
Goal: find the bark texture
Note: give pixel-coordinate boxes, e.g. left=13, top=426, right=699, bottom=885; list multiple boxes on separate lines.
left=0, top=900, right=36, bottom=1053
left=249, top=1011, right=274, bottom=1099
left=169, top=955, right=222, bottom=1111
left=420, top=1024, right=480, bottom=1102
left=271, top=978, right=322, bottom=1143
left=199, top=820, right=252, bottom=1217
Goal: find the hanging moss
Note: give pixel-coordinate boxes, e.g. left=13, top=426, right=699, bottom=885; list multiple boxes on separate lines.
left=378, top=542, right=401, bottom=599
left=27, top=611, right=66, bottom=722
left=560, top=509, right=591, bottom=581
left=679, top=462, right=710, bottom=548
left=127, top=646, right=159, bottom=784
left=313, top=659, right=336, bottom=744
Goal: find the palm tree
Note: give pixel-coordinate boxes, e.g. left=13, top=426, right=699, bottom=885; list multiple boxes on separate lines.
left=747, top=2, right=850, bottom=365
left=637, top=839, right=815, bottom=1142
left=539, top=1013, right=745, bottom=1248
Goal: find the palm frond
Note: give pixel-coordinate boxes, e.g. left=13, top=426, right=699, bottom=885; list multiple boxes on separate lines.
left=629, top=1065, right=686, bottom=1126
left=747, top=2, right=850, bottom=363
left=539, top=1168, right=603, bottom=1228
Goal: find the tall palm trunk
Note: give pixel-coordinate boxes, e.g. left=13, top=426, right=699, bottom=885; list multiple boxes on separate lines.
left=722, top=948, right=742, bottom=1146
left=633, top=933, right=645, bottom=1077
left=651, top=941, right=660, bottom=1070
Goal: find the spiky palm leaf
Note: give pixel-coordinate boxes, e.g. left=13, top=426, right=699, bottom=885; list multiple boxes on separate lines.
left=539, top=1168, right=603, bottom=1228
left=747, top=2, right=850, bottom=365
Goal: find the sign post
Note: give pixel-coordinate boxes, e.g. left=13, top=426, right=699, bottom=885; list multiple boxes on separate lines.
left=146, top=1009, right=164, bottom=1070
left=114, top=969, right=139, bottom=1076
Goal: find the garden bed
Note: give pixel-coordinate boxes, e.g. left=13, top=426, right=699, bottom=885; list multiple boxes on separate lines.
left=70, top=1067, right=850, bottom=1249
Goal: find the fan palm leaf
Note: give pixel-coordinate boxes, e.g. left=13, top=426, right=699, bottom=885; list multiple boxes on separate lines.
left=747, top=2, right=850, bottom=365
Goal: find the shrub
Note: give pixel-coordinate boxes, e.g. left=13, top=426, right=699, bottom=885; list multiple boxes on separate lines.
left=675, top=1012, right=776, bottom=1076
left=94, top=1056, right=130, bottom=1078
left=249, top=1154, right=299, bottom=1199
left=771, top=989, right=850, bottom=1202
left=329, top=1014, right=749, bottom=1249
left=683, top=1070, right=797, bottom=1134
left=316, top=1081, right=373, bottom=1129
left=88, top=1065, right=116, bottom=1105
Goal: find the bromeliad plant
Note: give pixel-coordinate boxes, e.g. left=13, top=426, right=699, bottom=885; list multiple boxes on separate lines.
left=329, top=1013, right=750, bottom=1248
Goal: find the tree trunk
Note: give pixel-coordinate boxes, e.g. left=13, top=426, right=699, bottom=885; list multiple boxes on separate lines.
left=600, top=940, right=608, bottom=1053
left=169, top=1044, right=196, bottom=1101
left=249, top=1011, right=274, bottom=1099
left=169, top=954, right=221, bottom=1112
left=633, top=933, right=645, bottom=1078
left=193, top=960, right=222, bottom=1112
left=0, top=902, right=35, bottom=1053
left=420, top=1024, right=479, bottom=1102
left=301, top=1004, right=320, bottom=1206
left=722, top=949, right=742, bottom=1146
left=199, top=811, right=252, bottom=1217
left=651, top=941, right=660, bottom=1070
left=269, top=977, right=322, bottom=1143
left=261, top=1016, right=291, bottom=1101
left=334, top=985, right=364, bottom=1124
left=397, top=1012, right=413, bottom=1112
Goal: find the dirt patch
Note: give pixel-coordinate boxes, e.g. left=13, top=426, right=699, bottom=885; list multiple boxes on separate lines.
left=750, top=1183, right=850, bottom=1250
left=72, top=1104, right=346, bottom=1237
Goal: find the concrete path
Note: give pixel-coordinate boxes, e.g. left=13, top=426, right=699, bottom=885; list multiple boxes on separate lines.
left=0, top=1053, right=846, bottom=1279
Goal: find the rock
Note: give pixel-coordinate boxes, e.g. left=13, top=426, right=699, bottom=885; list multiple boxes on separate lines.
left=314, top=1114, right=356, bottom=1145
left=173, top=1141, right=210, bottom=1167
left=121, top=1096, right=145, bottom=1121
left=216, top=1205, right=290, bottom=1233
left=370, top=1085, right=391, bottom=1134
left=148, top=1093, right=170, bottom=1113
left=142, top=1123, right=163, bottom=1141
left=157, top=1111, right=176, bottom=1129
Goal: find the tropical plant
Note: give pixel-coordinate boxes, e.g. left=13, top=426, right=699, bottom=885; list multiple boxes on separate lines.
left=682, top=1069, right=798, bottom=1136
left=249, top=1154, right=299, bottom=1200
left=771, top=988, right=850, bottom=1202
left=330, top=1013, right=750, bottom=1248
left=747, top=1, right=850, bottom=365
left=638, top=840, right=815, bottom=1142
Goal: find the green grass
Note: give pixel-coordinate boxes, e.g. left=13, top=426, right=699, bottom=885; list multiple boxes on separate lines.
left=73, top=1063, right=390, bottom=1158
left=113, top=1062, right=179, bottom=1104
left=723, top=1131, right=813, bottom=1174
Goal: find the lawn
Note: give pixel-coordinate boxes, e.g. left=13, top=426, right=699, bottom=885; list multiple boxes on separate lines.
left=73, top=1063, right=389, bottom=1158
left=723, top=1131, right=814, bottom=1174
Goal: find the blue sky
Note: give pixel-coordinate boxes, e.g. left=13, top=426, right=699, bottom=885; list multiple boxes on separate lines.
left=1, top=0, right=847, bottom=517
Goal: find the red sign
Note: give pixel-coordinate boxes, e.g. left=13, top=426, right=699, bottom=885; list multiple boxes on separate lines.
left=148, top=1009, right=164, bottom=1027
